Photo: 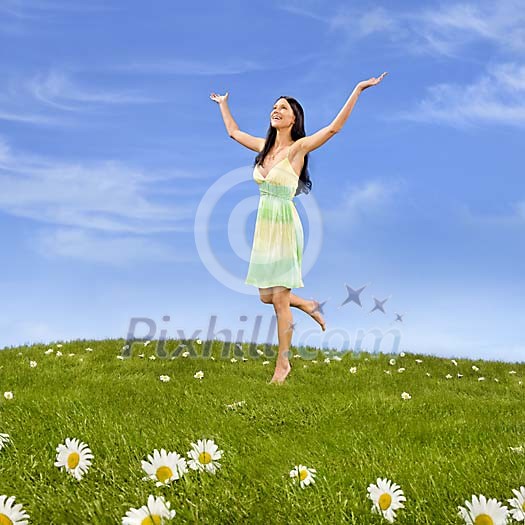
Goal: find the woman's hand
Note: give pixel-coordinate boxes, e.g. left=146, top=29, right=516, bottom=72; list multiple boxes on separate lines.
left=210, top=91, right=229, bottom=105
left=356, top=72, right=388, bottom=93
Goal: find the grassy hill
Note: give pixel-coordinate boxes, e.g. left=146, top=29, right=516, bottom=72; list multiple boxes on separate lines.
left=0, top=338, right=524, bottom=524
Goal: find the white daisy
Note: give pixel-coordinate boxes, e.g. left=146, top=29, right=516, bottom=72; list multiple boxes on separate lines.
left=56, top=344, right=63, bottom=348
left=0, top=494, right=30, bottom=524
left=138, top=353, right=145, bottom=358
left=262, top=361, right=270, bottom=365
left=332, top=355, right=342, bottom=361
left=446, top=374, right=453, bottom=379
left=458, top=494, right=508, bottom=524
left=426, top=372, right=431, bottom=377
left=458, top=373, right=463, bottom=378
left=451, top=359, right=458, bottom=366
left=117, top=355, right=124, bottom=360
left=399, top=352, right=405, bottom=357
left=159, top=375, right=171, bottom=382
left=56, top=351, right=62, bottom=357
left=187, top=439, right=222, bottom=474
left=389, top=358, right=396, bottom=366
left=68, top=353, right=75, bottom=357
left=181, top=351, right=189, bottom=358
left=45, top=348, right=54, bottom=354
left=141, top=448, right=188, bottom=486
left=324, top=357, right=330, bottom=364
left=29, top=361, right=37, bottom=368
left=367, top=477, right=406, bottom=523
left=401, top=392, right=411, bottom=400
left=415, top=359, right=423, bottom=364
left=122, top=494, right=176, bottom=525
left=384, top=370, right=391, bottom=375
left=144, top=340, right=151, bottom=346
left=289, top=464, right=317, bottom=488
left=508, top=486, right=525, bottom=521
left=195, top=338, right=202, bottom=345
left=349, top=367, right=357, bottom=374
left=231, top=357, right=237, bottom=363
left=397, top=368, right=405, bottom=373
left=54, top=437, right=93, bottom=480
left=256, top=349, right=264, bottom=356
left=509, top=370, right=517, bottom=375
left=194, top=371, right=204, bottom=379
left=0, top=433, right=10, bottom=450
left=510, top=445, right=524, bottom=454
left=472, top=365, right=480, bottom=372
left=311, top=360, right=317, bottom=364
left=85, top=347, right=93, bottom=352
left=225, top=401, right=245, bottom=410
left=149, top=355, right=156, bottom=360
left=3, top=392, right=13, bottom=400
left=478, top=377, right=486, bottom=381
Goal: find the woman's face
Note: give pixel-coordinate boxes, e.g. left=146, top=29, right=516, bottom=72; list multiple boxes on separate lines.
left=270, top=98, right=295, bottom=128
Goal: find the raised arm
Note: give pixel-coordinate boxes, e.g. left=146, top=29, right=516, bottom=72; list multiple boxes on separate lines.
left=210, top=91, right=264, bottom=153
left=296, top=72, right=388, bottom=155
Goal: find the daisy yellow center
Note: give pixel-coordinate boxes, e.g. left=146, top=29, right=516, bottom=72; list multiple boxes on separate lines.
left=522, top=501, right=525, bottom=511
left=299, top=469, right=308, bottom=481
left=0, top=514, right=13, bottom=525
left=378, top=493, right=392, bottom=511
left=141, top=515, right=161, bottom=525
left=474, top=515, right=494, bottom=525
left=156, top=466, right=173, bottom=482
left=67, top=452, right=80, bottom=469
left=199, top=452, right=212, bottom=464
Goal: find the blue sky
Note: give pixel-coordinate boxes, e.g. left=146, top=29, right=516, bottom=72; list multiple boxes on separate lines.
left=1, top=0, right=524, bottom=362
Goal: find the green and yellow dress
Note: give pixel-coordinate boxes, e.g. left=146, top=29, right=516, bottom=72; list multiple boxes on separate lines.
left=245, top=150, right=304, bottom=289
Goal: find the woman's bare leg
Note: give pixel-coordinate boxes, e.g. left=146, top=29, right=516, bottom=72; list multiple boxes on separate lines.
left=269, top=286, right=293, bottom=384
left=289, top=292, right=326, bottom=331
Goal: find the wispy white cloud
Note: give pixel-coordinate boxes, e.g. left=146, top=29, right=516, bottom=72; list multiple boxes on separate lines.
left=0, top=108, right=60, bottom=125
left=457, top=199, right=525, bottom=226
left=33, top=227, right=196, bottom=266
left=114, top=51, right=323, bottom=76
left=324, top=177, right=405, bottom=230
left=391, top=61, right=525, bottom=128
left=0, top=137, right=199, bottom=235
left=26, top=70, right=160, bottom=111
left=0, top=69, right=159, bottom=124
left=280, top=0, right=525, bottom=58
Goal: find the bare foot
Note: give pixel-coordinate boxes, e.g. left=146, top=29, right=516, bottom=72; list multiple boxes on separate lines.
left=269, top=360, right=292, bottom=384
left=309, top=300, right=326, bottom=331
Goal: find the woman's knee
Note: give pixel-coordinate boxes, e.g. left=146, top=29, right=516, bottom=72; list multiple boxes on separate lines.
left=271, top=288, right=291, bottom=310
left=259, top=289, right=273, bottom=304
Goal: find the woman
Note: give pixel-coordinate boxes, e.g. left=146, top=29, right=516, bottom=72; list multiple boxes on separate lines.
left=210, top=72, right=388, bottom=384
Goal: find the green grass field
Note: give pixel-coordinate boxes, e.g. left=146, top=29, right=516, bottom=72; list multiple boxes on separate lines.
left=0, top=338, right=523, bottom=524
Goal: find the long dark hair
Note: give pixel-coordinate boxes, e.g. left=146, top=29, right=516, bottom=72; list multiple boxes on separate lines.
left=254, top=95, right=312, bottom=197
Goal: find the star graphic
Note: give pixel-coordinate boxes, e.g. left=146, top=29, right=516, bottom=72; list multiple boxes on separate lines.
left=285, top=319, right=298, bottom=334
left=338, top=283, right=369, bottom=308
left=369, top=296, right=391, bottom=314
left=310, top=297, right=329, bottom=315
left=394, top=313, right=404, bottom=322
